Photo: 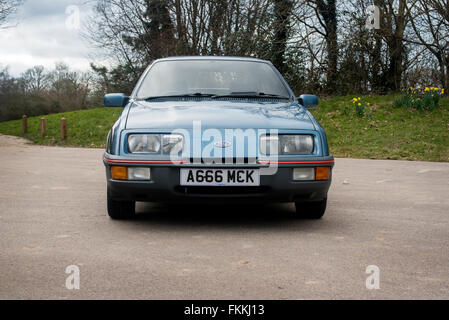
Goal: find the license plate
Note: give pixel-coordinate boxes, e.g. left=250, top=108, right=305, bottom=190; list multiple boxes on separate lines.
left=180, top=168, right=260, bottom=186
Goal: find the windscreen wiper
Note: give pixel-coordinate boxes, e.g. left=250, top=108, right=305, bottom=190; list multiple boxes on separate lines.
left=211, top=92, right=291, bottom=100
left=138, top=93, right=217, bottom=101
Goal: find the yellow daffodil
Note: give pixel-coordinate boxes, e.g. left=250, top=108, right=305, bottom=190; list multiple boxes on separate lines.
left=441, top=89, right=445, bottom=95
left=358, top=103, right=361, bottom=106
left=425, top=87, right=430, bottom=92
left=358, top=97, right=361, bottom=101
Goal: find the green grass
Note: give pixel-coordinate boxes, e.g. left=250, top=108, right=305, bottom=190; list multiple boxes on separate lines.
left=311, top=94, right=449, bottom=162
left=0, top=108, right=122, bottom=148
left=0, top=94, right=448, bottom=161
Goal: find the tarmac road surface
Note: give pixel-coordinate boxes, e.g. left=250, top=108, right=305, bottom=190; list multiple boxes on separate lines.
left=0, top=134, right=448, bottom=299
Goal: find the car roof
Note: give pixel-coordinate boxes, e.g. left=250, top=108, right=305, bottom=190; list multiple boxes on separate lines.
left=153, top=56, right=271, bottom=64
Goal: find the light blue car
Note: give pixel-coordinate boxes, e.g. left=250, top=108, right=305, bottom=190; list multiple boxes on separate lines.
left=103, top=56, right=334, bottom=219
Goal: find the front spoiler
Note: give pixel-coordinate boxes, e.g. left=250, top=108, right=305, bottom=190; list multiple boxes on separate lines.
left=104, top=153, right=334, bottom=204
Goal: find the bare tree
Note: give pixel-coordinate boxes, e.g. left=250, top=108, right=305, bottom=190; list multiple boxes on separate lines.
left=84, top=0, right=275, bottom=67
left=373, top=0, right=411, bottom=91
left=315, top=0, right=338, bottom=90
left=290, top=0, right=338, bottom=91
left=82, top=0, right=446, bottom=95
left=408, top=0, right=449, bottom=89
left=83, top=0, right=148, bottom=70
left=271, top=0, right=294, bottom=73
left=21, top=65, right=46, bottom=93
left=0, top=0, right=23, bottom=28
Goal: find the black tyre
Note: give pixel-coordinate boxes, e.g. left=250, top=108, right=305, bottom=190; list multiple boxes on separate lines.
left=294, top=199, right=327, bottom=219
left=107, top=194, right=135, bottom=220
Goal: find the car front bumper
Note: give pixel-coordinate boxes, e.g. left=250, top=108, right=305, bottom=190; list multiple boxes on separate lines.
left=104, top=155, right=334, bottom=204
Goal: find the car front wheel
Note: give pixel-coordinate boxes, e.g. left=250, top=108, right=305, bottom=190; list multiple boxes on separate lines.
left=294, top=199, right=327, bottom=219
left=107, top=194, right=135, bottom=220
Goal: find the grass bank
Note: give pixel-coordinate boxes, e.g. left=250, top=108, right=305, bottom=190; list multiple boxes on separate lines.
left=0, top=108, right=122, bottom=148
left=312, top=95, right=449, bottom=161
left=0, top=95, right=448, bottom=161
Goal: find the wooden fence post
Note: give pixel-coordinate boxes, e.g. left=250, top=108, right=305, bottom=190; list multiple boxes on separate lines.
left=60, top=118, right=67, bottom=140
left=22, top=115, right=27, bottom=134
left=40, top=118, right=46, bottom=136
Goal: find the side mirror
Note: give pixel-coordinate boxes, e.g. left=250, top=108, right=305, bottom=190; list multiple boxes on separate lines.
left=298, top=94, right=319, bottom=109
left=104, top=93, right=129, bottom=108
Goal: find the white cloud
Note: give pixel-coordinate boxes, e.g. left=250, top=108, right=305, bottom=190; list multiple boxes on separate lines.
left=0, top=0, right=95, bottom=76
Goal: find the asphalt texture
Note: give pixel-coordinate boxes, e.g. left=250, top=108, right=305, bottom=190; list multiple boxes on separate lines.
left=0, top=134, right=448, bottom=299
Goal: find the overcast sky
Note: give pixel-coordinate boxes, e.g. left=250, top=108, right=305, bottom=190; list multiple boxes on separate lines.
left=0, top=0, right=98, bottom=76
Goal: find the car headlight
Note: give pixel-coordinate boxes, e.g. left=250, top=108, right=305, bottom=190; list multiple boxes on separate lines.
left=128, top=134, right=161, bottom=153
left=162, top=134, right=184, bottom=155
left=260, top=135, right=314, bottom=155
left=280, top=135, right=314, bottom=154
left=128, top=134, right=183, bottom=155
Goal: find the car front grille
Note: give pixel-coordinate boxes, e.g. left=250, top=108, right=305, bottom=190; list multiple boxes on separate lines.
left=188, top=158, right=257, bottom=164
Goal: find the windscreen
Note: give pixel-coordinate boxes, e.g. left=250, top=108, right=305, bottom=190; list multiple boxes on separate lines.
left=135, top=60, right=291, bottom=99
